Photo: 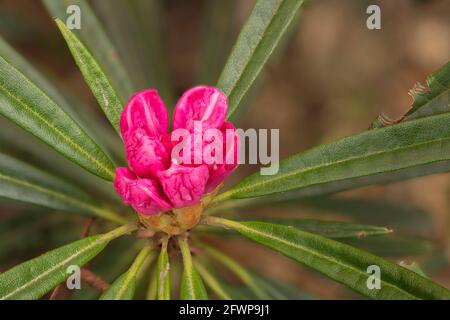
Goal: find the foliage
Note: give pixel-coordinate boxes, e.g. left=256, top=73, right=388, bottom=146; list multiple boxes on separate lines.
left=0, top=0, right=449, bottom=300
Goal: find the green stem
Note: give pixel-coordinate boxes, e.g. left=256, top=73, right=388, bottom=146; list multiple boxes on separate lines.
left=201, top=215, right=241, bottom=229
left=101, top=222, right=139, bottom=243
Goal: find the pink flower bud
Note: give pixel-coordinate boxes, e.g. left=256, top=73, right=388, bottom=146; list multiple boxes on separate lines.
left=114, top=86, right=239, bottom=217
left=173, top=86, right=227, bottom=132
left=114, top=168, right=172, bottom=215
left=125, top=128, right=170, bottom=178
left=120, top=89, right=168, bottom=141
left=157, top=164, right=209, bottom=208
left=206, top=122, right=240, bottom=193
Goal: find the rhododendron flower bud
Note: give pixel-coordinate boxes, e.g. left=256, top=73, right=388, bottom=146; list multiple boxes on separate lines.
left=120, top=89, right=168, bottom=140
left=125, top=129, right=170, bottom=179
left=113, top=86, right=239, bottom=233
left=173, top=86, right=227, bottom=132
left=206, top=121, right=240, bottom=193
left=157, top=163, right=209, bottom=208
left=114, top=168, right=172, bottom=215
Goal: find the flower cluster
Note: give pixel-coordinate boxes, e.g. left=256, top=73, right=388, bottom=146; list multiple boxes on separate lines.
left=114, top=86, right=239, bottom=216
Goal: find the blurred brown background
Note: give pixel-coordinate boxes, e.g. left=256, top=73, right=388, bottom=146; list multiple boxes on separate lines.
left=0, top=0, right=449, bottom=298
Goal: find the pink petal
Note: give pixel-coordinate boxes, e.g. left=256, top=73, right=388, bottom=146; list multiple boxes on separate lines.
left=114, top=168, right=172, bottom=215
left=157, top=164, right=209, bottom=208
left=120, top=89, right=168, bottom=141
left=170, top=132, right=207, bottom=166
left=206, top=122, right=240, bottom=193
left=125, top=129, right=170, bottom=178
left=173, top=86, right=227, bottom=132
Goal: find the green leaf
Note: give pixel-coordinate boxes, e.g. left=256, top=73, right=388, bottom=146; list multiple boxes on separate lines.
left=156, top=236, right=171, bottom=300
left=372, top=61, right=450, bottom=128
left=0, top=118, right=119, bottom=203
left=194, top=261, right=232, bottom=300
left=177, top=236, right=208, bottom=300
left=259, top=219, right=392, bottom=239
left=54, top=18, right=124, bottom=134
left=202, top=245, right=270, bottom=299
left=0, top=34, right=121, bottom=162
left=43, top=0, right=134, bottom=103
left=204, top=217, right=450, bottom=299
left=0, top=54, right=116, bottom=180
left=206, top=219, right=391, bottom=240
left=93, top=0, right=174, bottom=106
left=100, top=245, right=151, bottom=300
left=216, top=113, right=450, bottom=202
left=211, top=196, right=433, bottom=238
left=0, top=223, right=138, bottom=300
left=72, top=239, right=144, bottom=300
left=289, top=197, right=433, bottom=238
left=218, top=0, right=305, bottom=117
left=146, top=266, right=158, bottom=300
left=197, top=0, right=236, bottom=85
left=404, top=61, right=450, bottom=120
left=345, top=235, right=434, bottom=257
left=399, top=262, right=428, bottom=278
left=0, top=152, right=126, bottom=224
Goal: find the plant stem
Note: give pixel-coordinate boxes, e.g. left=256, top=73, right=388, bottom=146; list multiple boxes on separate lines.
left=201, top=215, right=241, bottom=229
left=101, top=222, right=139, bottom=243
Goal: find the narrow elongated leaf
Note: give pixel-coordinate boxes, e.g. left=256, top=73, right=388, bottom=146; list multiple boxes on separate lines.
left=0, top=35, right=121, bottom=161
left=156, top=236, right=170, bottom=300
left=205, top=219, right=391, bottom=240
left=218, top=0, right=305, bottom=117
left=0, top=118, right=119, bottom=202
left=210, top=196, right=433, bottom=238
left=345, top=235, right=434, bottom=257
left=0, top=223, right=138, bottom=300
left=194, top=261, right=231, bottom=300
left=54, top=19, right=124, bottom=134
left=404, top=61, right=450, bottom=120
left=372, top=61, right=450, bottom=128
left=178, top=236, right=208, bottom=300
left=197, top=0, right=236, bottom=85
left=100, top=246, right=151, bottom=300
left=216, top=113, right=450, bottom=202
left=146, top=266, right=158, bottom=300
left=93, top=0, right=174, bottom=105
left=204, top=217, right=450, bottom=299
left=43, top=0, right=134, bottom=102
left=0, top=55, right=116, bottom=180
left=0, top=152, right=125, bottom=224
left=257, top=219, right=391, bottom=239
left=203, top=245, right=270, bottom=299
